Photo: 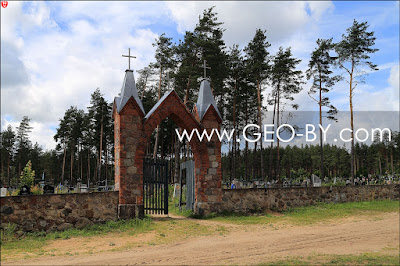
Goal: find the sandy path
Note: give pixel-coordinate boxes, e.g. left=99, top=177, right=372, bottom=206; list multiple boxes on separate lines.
left=4, top=212, right=399, bottom=265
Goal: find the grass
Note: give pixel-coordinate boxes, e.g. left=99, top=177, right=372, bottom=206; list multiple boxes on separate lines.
left=0, top=214, right=217, bottom=261
left=0, top=218, right=153, bottom=261
left=1, top=200, right=398, bottom=262
left=260, top=252, right=400, bottom=265
left=168, top=185, right=194, bottom=217
left=204, top=200, right=399, bottom=225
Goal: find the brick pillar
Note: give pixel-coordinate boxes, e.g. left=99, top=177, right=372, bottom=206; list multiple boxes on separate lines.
left=114, top=99, right=144, bottom=219
left=193, top=108, right=223, bottom=215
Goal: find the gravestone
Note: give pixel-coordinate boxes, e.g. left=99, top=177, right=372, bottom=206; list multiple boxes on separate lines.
left=312, top=174, right=321, bottom=187
left=173, top=183, right=181, bottom=198
left=1, top=187, right=7, bottom=197
left=43, top=185, right=54, bottom=194
left=80, top=184, right=88, bottom=193
left=19, top=185, right=31, bottom=195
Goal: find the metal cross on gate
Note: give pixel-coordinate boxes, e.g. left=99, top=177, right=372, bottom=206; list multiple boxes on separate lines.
left=122, top=48, right=136, bottom=70
left=200, top=60, right=211, bottom=79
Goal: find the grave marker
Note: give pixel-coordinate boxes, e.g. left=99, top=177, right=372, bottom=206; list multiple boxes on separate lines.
left=19, top=185, right=30, bottom=195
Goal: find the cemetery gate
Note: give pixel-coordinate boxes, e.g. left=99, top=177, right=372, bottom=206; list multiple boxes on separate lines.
left=143, top=158, right=169, bottom=214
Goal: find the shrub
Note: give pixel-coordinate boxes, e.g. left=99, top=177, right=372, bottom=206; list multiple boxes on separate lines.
left=18, top=161, right=35, bottom=189
left=30, top=184, right=43, bottom=195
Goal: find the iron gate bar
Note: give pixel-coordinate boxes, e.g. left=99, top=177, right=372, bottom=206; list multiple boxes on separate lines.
left=143, top=158, right=169, bottom=214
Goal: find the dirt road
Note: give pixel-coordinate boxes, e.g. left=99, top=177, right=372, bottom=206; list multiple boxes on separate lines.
left=4, top=212, right=399, bottom=265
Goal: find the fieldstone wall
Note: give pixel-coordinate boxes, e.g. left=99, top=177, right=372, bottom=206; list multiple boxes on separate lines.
left=0, top=191, right=118, bottom=233
left=220, top=184, right=400, bottom=213
left=2, top=185, right=397, bottom=233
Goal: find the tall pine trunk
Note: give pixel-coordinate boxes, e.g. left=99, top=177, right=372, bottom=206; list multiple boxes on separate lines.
left=245, top=100, right=249, bottom=180
left=7, top=155, right=10, bottom=186
left=269, top=90, right=278, bottom=180
left=349, top=65, right=355, bottom=184
left=318, top=77, right=323, bottom=185
left=70, top=144, right=74, bottom=186
left=98, top=115, right=104, bottom=186
left=256, top=78, right=265, bottom=180
left=87, top=149, right=91, bottom=187
left=153, top=66, right=163, bottom=159
left=276, top=88, right=281, bottom=179
left=232, top=81, right=237, bottom=182
left=391, top=148, right=394, bottom=175
left=61, top=142, right=67, bottom=184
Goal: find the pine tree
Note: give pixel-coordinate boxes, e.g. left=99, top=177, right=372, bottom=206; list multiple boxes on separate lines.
left=193, top=6, right=228, bottom=102
left=152, top=33, right=176, bottom=159
left=1, top=125, right=15, bottom=186
left=335, top=19, right=379, bottom=183
left=15, top=116, right=33, bottom=175
left=136, top=65, right=157, bottom=101
left=54, top=106, right=85, bottom=186
left=306, top=38, right=341, bottom=180
left=88, top=89, right=112, bottom=187
left=270, top=47, right=304, bottom=178
left=244, top=29, right=271, bottom=180
left=226, top=44, right=245, bottom=181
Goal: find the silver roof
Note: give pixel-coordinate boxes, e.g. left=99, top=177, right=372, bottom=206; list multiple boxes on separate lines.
left=196, top=79, right=222, bottom=121
left=115, top=70, right=145, bottom=114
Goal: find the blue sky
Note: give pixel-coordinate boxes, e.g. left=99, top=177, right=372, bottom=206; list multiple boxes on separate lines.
left=1, top=1, right=399, bottom=150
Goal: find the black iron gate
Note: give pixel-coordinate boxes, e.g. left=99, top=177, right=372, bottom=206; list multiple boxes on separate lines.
left=143, top=158, right=169, bottom=214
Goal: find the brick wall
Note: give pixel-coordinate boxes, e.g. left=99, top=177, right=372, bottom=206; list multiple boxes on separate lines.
left=220, top=185, right=400, bottom=213
left=0, top=191, right=118, bottom=233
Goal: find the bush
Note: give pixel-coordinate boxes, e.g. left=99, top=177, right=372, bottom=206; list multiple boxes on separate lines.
left=18, top=161, right=35, bottom=189
left=30, top=184, right=43, bottom=195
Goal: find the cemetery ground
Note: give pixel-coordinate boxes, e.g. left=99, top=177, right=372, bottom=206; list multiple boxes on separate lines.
left=1, top=200, right=399, bottom=265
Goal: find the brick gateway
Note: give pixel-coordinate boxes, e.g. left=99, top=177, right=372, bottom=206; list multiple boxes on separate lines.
left=113, top=69, right=223, bottom=219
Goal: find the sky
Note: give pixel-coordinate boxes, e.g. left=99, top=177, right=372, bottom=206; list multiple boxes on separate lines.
left=1, top=1, right=399, bottom=150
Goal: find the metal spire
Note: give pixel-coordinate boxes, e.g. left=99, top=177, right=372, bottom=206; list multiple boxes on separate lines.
left=122, top=48, right=136, bottom=70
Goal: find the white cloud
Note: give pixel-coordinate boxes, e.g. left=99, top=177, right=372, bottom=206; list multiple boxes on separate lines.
left=166, top=1, right=334, bottom=48
left=1, top=1, right=163, bottom=149
left=1, top=1, right=398, bottom=151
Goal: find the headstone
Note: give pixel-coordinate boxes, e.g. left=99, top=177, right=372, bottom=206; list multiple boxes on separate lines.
left=19, top=185, right=31, bottom=195
left=80, top=184, right=88, bottom=193
left=1, top=187, right=7, bottom=197
left=43, top=185, right=54, bottom=194
left=312, top=174, right=321, bottom=187
left=173, top=183, right=181, bottom=198
left=76, top=182, right=82, bottom=193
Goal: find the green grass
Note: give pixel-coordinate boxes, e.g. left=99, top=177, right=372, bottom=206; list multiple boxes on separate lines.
left=260, top=252, right=400, bottom=265
left=1, top=200, right=398, bottom=262
left=1, top=218, right=153, bottom=258
left=168, top=185, right=194, bottom=217
left=204, top=200, right=399, bottom=225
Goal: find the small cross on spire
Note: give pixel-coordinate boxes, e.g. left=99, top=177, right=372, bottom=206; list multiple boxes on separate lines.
left=200, top=59, right=211, bottom=79
left=122, top=48, right=136, bottom=70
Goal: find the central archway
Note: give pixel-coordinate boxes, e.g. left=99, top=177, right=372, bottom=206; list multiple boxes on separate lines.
left=113, top=70, right=222, bottom=219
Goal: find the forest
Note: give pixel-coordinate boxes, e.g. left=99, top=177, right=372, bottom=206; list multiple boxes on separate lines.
left=1, top=7, right=399, bottom=188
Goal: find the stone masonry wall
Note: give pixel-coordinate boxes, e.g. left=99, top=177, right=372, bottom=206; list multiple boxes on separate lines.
left=0, top=191, right=118, bottom=233
left=220, top=184, right=400, bottom=213
left=1, top=185, right=398, bottom=233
